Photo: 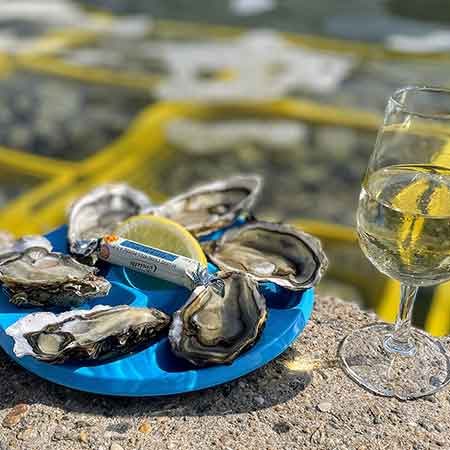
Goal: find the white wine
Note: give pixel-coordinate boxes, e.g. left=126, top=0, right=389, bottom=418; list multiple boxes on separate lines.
left=357, top=164, right=450, bottom=286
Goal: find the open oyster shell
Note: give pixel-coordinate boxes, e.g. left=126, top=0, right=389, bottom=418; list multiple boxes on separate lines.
left=0, top=247, right=111, bottom=307
left=6, top=305, right=170, bottom=363
left=144, top=175, right=262, bottom=238
left=68, top=183, right=152, bottom=260
left=0, top=233, right=52, bottom=257
left=203, top=221, right=328, bottom=291
left=169, top=271, right=267, bottom=366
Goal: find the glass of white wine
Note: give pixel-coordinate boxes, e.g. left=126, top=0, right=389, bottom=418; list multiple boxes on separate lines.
left=339, top=86, right=450, bottom=400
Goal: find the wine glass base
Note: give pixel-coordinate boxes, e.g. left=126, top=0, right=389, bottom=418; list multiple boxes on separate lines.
left=339, top=323, right=450, bottom=400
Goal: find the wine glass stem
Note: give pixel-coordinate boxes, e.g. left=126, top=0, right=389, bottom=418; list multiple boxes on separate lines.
left=383, top=284, right=418, bottom=356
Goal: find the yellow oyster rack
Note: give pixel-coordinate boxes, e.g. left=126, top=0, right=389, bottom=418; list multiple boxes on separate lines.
left=21, top=102, right=174, bottom=229
left=0, top=147, right=75, bottom=236
left=17, top=16, right=450, bottom=99
left=15, top=19, right=243, bottom=91
left=17, top=29, right=100, bottom=58
left=74, top=97, right=382, bottom=194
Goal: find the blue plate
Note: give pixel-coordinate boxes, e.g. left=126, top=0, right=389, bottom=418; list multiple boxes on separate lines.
left=0, top=226, right=314, bottom=396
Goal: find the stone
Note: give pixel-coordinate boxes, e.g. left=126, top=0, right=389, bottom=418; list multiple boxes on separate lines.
left=137, top=420, right=152, bottom=433
left=16, top=427, right=34, bottom=441
left=2, top=404, right=29, bottom=428
left=75, top=420, right=93, bottom=429
left=106, top=422, right=131, bottom=433
left=272, top=422, right=291, bottom=434
left=110, top=443, right=124, bottom=450
left=79, top=430, right=89, bottom=443
left=52, top=425, right=68, bottom=441
left=317, top=402, right=332, bottom=413
left=105, top=431, right=127, bottom=441
left=254, top=396, right=265, bottom=406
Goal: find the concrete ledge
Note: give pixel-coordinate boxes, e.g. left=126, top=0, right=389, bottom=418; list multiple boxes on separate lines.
left=0, top=296, right=449, bottom=450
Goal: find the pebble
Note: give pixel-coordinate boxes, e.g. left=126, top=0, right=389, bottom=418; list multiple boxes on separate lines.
left=104, top=431, right=127, bottom=441
left=52, top=425, right=68, bottom=441
left=75, top=420, right=93, bottom=429
left=317, top=402, right=332, bottom=413
left=79, top=430, right=89, bottom=443
left=16, top=427, right=34, bottom=441
left=106, top=422, right=130, bottom=433
left=2, top=404, right=29, bottom=428
left=138, top=420, right=152, bottom=433
left=254, top=396, right=265, bottom=406
left=110, top=443, right=124, bottom=450
left=272, top=422, right=291, bottom=434
left=373, top=415, right=382, bottom=425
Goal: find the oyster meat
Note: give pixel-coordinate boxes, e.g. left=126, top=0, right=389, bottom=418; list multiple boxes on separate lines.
left=145, top=175, right=262, bottom=238
left=0, top=234, right=52, bottom=257
left=68, top=183, right=152, bottom=259
left=0, top=247, right=111, bottom=307
left=6, top=304, right=170, bottom=363
left=203, top=221, right=328, bottom=290
left=169, top=271, right=267, bottom=366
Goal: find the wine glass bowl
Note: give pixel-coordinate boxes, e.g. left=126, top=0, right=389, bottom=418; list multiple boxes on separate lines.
left=339, top=86, right=450, bottom=400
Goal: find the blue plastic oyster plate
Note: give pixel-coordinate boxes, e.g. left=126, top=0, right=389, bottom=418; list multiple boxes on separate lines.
left=0, top=225, right=314, bottom=396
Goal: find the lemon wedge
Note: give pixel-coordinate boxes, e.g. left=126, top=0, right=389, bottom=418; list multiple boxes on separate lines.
left=113, top=215, right=207, bottom=267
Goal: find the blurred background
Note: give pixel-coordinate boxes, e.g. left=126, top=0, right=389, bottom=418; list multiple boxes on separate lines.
left=1, top=0, right=450, bottom=334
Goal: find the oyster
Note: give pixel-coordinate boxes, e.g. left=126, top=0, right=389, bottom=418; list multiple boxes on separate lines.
left=203, top=222, right=328, bottom=291
left=0, top=234, right=52, bottom=257
left=169, top=271, right=267, bottom=366
left=145, top=175, right=262, bottom=238
left=68, top=183, right=152, bottom=260
left=6, top=305, right=170, bottom=363
left=0, top=247, right=111, bottom=307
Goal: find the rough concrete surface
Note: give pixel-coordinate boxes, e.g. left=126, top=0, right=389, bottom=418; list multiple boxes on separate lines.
left=0, top=296, right=449, bottom=450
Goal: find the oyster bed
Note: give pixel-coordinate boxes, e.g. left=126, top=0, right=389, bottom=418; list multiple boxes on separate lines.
left=0, top=174, right=41, bottom=210
left=0, top=71, right=150, bottom=160
left=55, top=31, right=206, bottom=77
left=157, top=119, right=375, bottom=226
left=308, top=59, right=450, bottom=114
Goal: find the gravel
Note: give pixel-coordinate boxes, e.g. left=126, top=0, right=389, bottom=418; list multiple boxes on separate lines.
left=0, top=296, right=449, bottom=450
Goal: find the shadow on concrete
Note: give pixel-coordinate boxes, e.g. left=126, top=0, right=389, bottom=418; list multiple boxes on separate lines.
left=0, top=345, right=315, bottom=419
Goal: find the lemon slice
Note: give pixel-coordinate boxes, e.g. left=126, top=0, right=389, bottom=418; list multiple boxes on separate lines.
left=113, top=215, right=207, bottom=267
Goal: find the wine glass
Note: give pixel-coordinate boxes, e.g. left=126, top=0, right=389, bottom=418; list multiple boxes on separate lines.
left=339, top=86, right=450, bottom=400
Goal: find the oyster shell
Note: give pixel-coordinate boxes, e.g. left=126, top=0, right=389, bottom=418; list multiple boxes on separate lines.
left=145, top=175, right=262, bottom=238
left=169, top=271, right=267, bottom=366
left=0, top=247, right=111, bottom=307
left=68, top=183, right=152, bottom=259
left=203, top=222, right=328, bottom=291
left=0, top=234, right=52, bottom=257
left=6, top=304, right=170, bottom=363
